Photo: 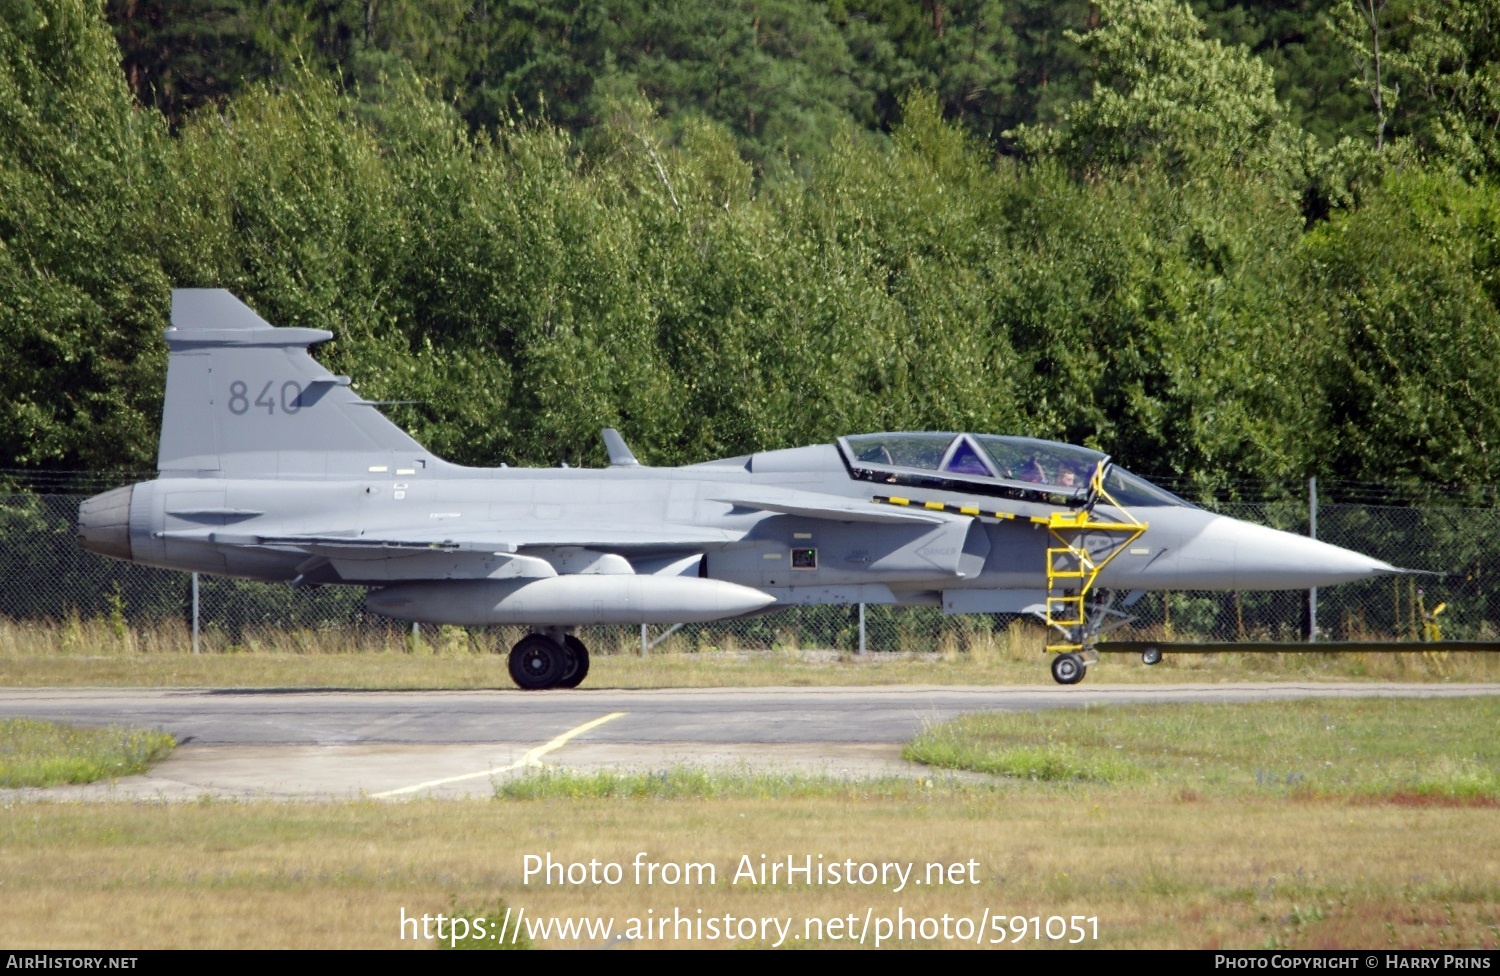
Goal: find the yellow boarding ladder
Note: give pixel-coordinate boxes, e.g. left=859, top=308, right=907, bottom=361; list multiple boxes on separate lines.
left=1040, top=464, right=1148, bottom=653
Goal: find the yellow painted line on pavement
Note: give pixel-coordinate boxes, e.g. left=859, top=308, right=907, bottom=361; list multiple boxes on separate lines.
left=370, top=711, right=627, bottom=798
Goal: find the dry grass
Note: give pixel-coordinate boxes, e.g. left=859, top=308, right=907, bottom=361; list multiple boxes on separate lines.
left=0, top=792, right=1495, bottom=949
left=2, top=615, right=1499, bottom=688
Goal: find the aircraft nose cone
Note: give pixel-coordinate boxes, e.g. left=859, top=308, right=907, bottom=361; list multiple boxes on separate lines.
left=1180, top=516, right=1396, bottom=589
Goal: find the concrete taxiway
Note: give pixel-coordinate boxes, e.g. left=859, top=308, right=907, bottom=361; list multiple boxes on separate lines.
left=1, top=683, right=1495, bottom=801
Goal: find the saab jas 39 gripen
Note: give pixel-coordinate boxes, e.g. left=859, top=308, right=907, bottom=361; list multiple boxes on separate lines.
left=76, top=291, right=1397, bottom=688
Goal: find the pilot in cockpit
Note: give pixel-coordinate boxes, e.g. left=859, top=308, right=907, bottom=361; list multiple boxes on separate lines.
left=857, top=445, right=900, bottom=482
left=1017, top=457, right=1047, bottom=483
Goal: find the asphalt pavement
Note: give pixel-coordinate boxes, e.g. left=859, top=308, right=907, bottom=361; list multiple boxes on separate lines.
left=2, top=683, right=1494, bottom=800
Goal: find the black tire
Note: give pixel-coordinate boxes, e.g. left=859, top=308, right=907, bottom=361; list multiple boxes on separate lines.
left=1141, top=646, right=1162, bottom=666
left=1050, top=652, right=1086, bottom=685
left=508, top=635, right=565, bottom=690
left=557, top=635, right=590, bottom=689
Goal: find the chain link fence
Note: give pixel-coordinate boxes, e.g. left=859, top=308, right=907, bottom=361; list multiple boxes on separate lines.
left=3, top=491, right=1495, bottom=654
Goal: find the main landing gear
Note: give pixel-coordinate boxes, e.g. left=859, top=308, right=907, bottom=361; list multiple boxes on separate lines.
left=506, top=629, right=590, bottom=690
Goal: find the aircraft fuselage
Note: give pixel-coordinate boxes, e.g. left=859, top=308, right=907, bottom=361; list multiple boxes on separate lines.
left=74, top=289, right=1398, bottom=687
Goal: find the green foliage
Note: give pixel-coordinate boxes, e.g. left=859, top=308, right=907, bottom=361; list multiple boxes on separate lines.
left=107, top=0, right=277, bottom=126
left=1193, top=0, right=1368, bottom=148
left=4, top=0, right=1500, bottom=500
left=1325, top=0, right=1402, bottom=151
left=1302, top=169, right=1500, bottom=486
left=981, top=162, right=1323, bottom=482
left=1323, top=0, right=1500, bottom=175
left=0, top=717, right=176, bottom=786
left=105, top=583, right=127, bottom=641
left=833, top=0, right=1027, bottom=143
left=1385, top=0, right=1500, bottom=176
left=0, top=0, right=170, bottom=469
left=96, top=0, right=1500, bottom=180
left=1011, top=0, right=1284, bottom=173
left=1007, top=0, right=1392, bottom=230
left=142, top=81, right=1044, bottom=467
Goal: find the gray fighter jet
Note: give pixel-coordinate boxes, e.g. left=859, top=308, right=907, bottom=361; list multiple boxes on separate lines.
left=77, top=291, right=1397, bottom=687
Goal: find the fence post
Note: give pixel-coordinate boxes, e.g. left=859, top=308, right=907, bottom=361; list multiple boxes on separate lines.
left=191, top=572, right=199, bottom=654
left=1308, top=476, right=1318, bottom=643
left=641, top=623, right=648, bottom=658
left=858, top=602, right=866, bottom=655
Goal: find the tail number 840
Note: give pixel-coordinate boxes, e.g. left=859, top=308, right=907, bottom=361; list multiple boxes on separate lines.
left=228, top=380, right=303, bottom=415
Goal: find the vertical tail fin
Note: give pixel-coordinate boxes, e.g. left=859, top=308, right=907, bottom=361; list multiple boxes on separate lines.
left=159, top=290, right=435, bottom=478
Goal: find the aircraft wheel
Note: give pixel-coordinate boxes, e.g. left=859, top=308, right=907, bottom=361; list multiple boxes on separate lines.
left=1141, top=646, right=1162, bottom=666
left=1050, top=652, right=1086, bottom=685
left=557, top=635, right=590, bottom=689
left=509, top=635, right=565, bottom=690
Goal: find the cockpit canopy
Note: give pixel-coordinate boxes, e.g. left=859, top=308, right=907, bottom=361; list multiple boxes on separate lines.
left=836, top=432, right=1193, bottom=508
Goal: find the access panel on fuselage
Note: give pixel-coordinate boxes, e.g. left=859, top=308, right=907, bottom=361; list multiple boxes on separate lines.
left=704, top=516, right=986, bottom=588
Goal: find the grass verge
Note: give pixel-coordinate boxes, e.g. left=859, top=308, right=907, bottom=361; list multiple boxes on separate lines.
left=904, top=697, right=1500, bottom=800
left=0, top=718, right=175, bottom=787
left=496, top=767, right=964, bottom=801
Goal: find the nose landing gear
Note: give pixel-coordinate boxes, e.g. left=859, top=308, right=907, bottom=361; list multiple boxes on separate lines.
left=1050, top=652, right=1086, bottom=685
left=1044, top=587, right=1139, bottom=685
left=1041, top=469, right=1149, bottom=685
